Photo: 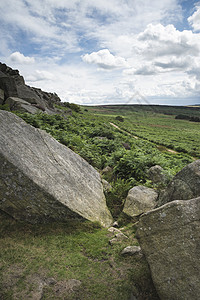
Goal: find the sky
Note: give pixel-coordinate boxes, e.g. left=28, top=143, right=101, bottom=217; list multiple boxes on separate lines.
left=0, top=0, right=200, bottom=106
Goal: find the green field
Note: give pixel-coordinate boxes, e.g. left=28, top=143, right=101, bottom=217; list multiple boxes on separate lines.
left=86, top=104, right=200, bottom=158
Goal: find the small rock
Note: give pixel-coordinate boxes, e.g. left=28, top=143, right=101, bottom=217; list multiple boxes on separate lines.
left=121, top=246, right=141, bottom=256
left=112, top=221, right=119, bottom=228
left=102, top=179, right=112, bottom=193
left=108, top=227, right=122, bottom=234
left=109, top=232, right=128, bottom=245
left=109, top=238, right=118, bottom=245
left=115, top=232, right=128, bottom=240
left=45, top=277, right=57, bottom=286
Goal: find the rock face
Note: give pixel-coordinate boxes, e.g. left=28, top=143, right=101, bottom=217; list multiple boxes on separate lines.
left=147, top=165, right=167, bottom=185
left=136, top=197, right=200, bottom=300
left=0, top=111, right=113, bottom=226
left=123, top=186, right=158, bottom=217
left=157, top=160, right=200, bottom=207
left=0, top=62, right=61, bottom=113
left=5, top=97, right=42, bottom=114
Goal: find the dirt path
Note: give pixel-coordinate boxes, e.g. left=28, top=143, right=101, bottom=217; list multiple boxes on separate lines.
left=109, top=122, right=178, bottom=154
left=109, top=122, right=139, bottom=139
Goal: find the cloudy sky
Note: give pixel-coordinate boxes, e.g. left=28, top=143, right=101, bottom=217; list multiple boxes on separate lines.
left=0, top=0, right=200, bottom=105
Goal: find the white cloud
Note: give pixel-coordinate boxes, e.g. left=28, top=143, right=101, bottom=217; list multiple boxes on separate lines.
left=9, top=52, right=35, bottom=64
left=26, top=70, right=54, bottom=81
left=188, top=5, right=200, bottom=32
left=137, top=24, right=200, bottom=58
left=82, top=49, right=128, bottom=69
left=1, top=0, right=200, bottom=105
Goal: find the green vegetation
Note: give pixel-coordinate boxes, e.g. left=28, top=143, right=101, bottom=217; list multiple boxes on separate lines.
left=0, top=211, right=158, bottom=299
left=1, top=103, right=198, bottom=299
left=14, top=104, right=196, bottom=217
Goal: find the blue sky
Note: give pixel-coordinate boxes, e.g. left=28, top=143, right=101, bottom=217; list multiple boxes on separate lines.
left=0, top=0, right=200, bottom=105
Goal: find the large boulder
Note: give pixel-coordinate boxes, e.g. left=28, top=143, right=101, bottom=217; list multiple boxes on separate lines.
left=136, top=197, right=200, bottom=300
left=157, top=160, right=200, bottom=207
left=123, top=186, right=158, bottom=217
left=5, top=97, right=42, bottom=114
left=0, top=111, right=113, bottom=226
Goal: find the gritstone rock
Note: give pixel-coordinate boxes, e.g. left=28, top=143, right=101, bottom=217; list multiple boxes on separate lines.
left=0, top=111, right=113, bottom=226
left=157, top=160, right=200, bottom=207
left=123, top=186, right=158, bottom=217
left=136, top=197, right=200, bottom=300
left=147, top=165, right=168, bottom=185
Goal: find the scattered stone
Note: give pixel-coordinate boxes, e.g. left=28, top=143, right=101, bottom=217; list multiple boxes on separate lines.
left=136, top=197, right=200, bottom=300
left=157, top=159, right=200, bottom=207
left=102, top=166, right=113, bottom=174
left=44, top=277, right=57, bottom=286
left=0, top=111, right=113, bottom=226
left=121, top=246, right=142, bottom=256
left=122, top=142, right=131, bottom=150
left=102, top=179, right=112, bottom=193
left=109, top=232, right=128, bottom=245
left=115, top=232, right=128, bottom=240
left=123, top=186, right=158, bottom=217
left=112, top=221, right=119, bottom=228
left=108, top=227, right=122, bottom=234
left=147, top=165, right=167, bottom=185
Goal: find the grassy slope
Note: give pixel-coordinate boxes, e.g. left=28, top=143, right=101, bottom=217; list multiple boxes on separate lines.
left=0, top=211, right=159, bottom=300
left=86, top=105, right=200, bottom=157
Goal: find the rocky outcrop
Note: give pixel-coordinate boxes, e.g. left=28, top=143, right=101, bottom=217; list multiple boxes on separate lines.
left=5, top=97, right=42, bottom=114
left=0, top=62, right=61, bottom=113
left=157, top=160, right=200, bottom=207
left=0, top=111, right=113, bottom=226
left=123, top=186, right=158, bottom=217
left=136, top=197, right=200, bottom=300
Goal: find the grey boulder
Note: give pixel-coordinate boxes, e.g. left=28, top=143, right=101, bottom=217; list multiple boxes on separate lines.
left=123, top=186, right=158, bottom=217
left=136, top=197, right=200, bottom=300
left=157, top=160, right=200, bottom=207
left=5, top=97, right=41, bottom=114
left=147, top=165, right=168, bottom=185
left=0, top=111, right=113, bottom=226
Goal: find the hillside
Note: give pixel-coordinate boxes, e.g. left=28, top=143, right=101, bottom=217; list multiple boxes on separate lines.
left=1, top=63, right=200, bottom=299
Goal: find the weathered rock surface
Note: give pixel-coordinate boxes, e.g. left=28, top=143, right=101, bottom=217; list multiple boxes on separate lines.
left=0, top=111, right=113, bottom=226
left=136, top=197, right=200, bottom=300
left=121, top=246, right=142, bottom=256
left=102, top=179, right=112, bottom=193
left=147, top=165, right=167, bottom=185
left=5, top=97, right=41, bottom=114
left=123, top=186, right=158, bottom=217
left=157, top=160, right=200, bottom=207
left=0, top=62, right=61, bottom=113
left=0, top=88, right=4, bottom=104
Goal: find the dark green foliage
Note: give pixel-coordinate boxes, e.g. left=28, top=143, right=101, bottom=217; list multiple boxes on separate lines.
left=115, top=115, right=124, bottom=122
left=62, top=101, right=81, bottom=112
left=105, top=178, right=136, bottom=218
left=176, top=114, right=200, bottom=122
left=0, top=104, right=10, bottom=111
left=14, top=105, right=194, bottom=217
